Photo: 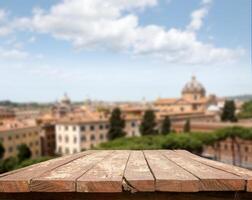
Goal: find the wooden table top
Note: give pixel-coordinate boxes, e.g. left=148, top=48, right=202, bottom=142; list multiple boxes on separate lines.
left=0, top=150, right=252, bottom=193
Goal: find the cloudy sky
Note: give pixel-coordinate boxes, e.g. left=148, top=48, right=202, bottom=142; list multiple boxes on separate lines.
left=0, top=0, right=251, bottom=102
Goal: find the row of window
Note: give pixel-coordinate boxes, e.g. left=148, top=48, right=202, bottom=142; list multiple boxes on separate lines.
left=58, top=134, right=106, bottom=143
left=58, top=147, right=78, bottom=154
left=0, top=132, right=39, bottom=142
left=7, top=144, right=39, bottom=153
left=58, top=122, right=137, bottom=132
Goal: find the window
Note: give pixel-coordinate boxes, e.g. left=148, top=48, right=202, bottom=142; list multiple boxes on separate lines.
left=16, top=135, right=19, bottom=139
left=105, top=124, right=109, bottom=129
left=8, top=147, right=13, bottom=152
left=23, top=134, right=26, bottom=138
left=73, top=136, right=77, bottom=144
left=65, top=148, right=70, bottom=154
left=58, top=135, right=62, bottom=142
left=245, top=146, right=249, bottom=153
left=194, top=95, right=197, bottom=100
left=0, top=137, right=3, bottom=142
left=180, top=107, right=184, bottom=112
left=35, top=141, right=39, bottom=145
left=58, top=146, right=62, bottom=153
left=100, top=134, right=104, bottom=140
left=65, top=126, right=68, bottom=131
left=73, top=149, right=77, bottom=154
left=8, top=136, right=12, bottom=141
left=65, top=136, right=69, bottom=143
left=29, top=142, right=33, bottom=147
left=224, top=144, right=228, bottom=150
left=192, top=104, right=198, bottom=110
left=81, top=126, right=85, bottom=132
left=131, top=122, right=136, bottom=127
left=90, top=125, right=95, bottom=131
left=73, top=126, right=76, bottom=131
left=91, top=135, right=96, bottom=141
left=99, top=124, right=104, bottom=130
left=81, top=135, right=86, bottom=142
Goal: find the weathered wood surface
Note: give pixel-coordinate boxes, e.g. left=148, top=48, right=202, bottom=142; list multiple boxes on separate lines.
left=175, top=150, right=252, bottom=192
left=0, top=150, right=252, bottom=194
left=0, top=150, right=96, bottom=192
left=123, top=151, right=155, bottom=192
left=31, top=151, right=113, bottom=192
left=77, top=150, right=129, bottom=192
left=161, top=150, right=245, bottom=191
left=143, top=150, right=199, bottom=192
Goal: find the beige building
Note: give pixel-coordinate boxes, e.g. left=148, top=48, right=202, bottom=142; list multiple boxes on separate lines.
left=0, top=120, right=41, bottom=159
left=155, top=76, right=218, bottom=121
left=55, top=110, right=140, bottom=155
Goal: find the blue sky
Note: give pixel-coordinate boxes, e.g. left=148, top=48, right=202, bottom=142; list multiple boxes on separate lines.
left=0, top=0, right=251, bottom=102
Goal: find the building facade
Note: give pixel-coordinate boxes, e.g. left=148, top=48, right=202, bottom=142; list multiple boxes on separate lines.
left=55, top=116, right=140, bottom=155
left=0, top=120, right=41, bottom=159
left=154, top=76, right=218, bottom=120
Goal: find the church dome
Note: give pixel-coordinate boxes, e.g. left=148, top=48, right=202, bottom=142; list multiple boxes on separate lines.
left=182, top=76, right=206, bottom=94
left=60, top=93, right=71, bottom=104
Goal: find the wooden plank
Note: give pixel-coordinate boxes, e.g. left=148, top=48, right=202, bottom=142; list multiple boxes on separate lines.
left=31, top=150, right=113, bottom=192
left=143, top=150, right=199, bottom=192
left=77, top=150, right=130, bottom=193
left=175, top=150, right=252, bottom=192
left=0, top=150, right=95, bottom=193
left=161, top=150, right=246, bottom=191
left=123, top=151, right=155, bottom=192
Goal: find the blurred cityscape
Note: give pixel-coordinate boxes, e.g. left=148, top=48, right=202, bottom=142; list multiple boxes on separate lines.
left=0, top=76, right=252, bottom=173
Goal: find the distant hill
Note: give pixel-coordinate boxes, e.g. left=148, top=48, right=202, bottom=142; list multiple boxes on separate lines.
left=0, top=100, right=52, bottom=109
left=227, top=95, right=252, bottom=101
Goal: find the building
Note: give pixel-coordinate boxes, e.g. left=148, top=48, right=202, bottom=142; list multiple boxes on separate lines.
left=0, top=107, right=15, bottom=120
left=51, top=93, right=74, bottom=118
left=55, top=110, right=140, bottom=155
left=0, top=119, right=41, bottom=159
left=154, top=76, right=218, bottom=122
left=203, top=138, right=252, bottom=169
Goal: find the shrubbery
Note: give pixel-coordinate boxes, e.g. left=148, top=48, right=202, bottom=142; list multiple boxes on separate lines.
left=97, top=126, right=252, bottom=154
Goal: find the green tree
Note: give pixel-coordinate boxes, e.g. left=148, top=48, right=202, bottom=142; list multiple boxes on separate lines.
left=0, top=143, right=5, bottom=159
left=108, top=108, right=125, bottom=140
left=161, top=116, right=171, bottom=135
left=238, top=100, right=252, bottom=119
left=184, top=119, right=191, bottom=133
left=17, top=144, right=32, bottom=163
left=221, top=100, right=237, bottom=122
left=0, top=157, right=18, bottom=173
left=140, top=110, right=157, bottom=135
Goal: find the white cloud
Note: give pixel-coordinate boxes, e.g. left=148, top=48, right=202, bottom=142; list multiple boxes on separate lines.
left=9, top=0, right=244, bottom=65
left=0, top=47, right=29, bottom=60
left=187, top=0, right=212, bottom=31
left=28, top=36, right=36, bottom=43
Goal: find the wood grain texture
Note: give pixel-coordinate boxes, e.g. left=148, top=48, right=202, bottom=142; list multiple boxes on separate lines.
left=31, top=151, right=113, bottom=192
left=0, top=150, right=251, bottom=194
left=0, top=150, right=95, bottom=193
left=123, top=151, right=155, bottom=192
left=77, top=150, right=130, bottom=193
left=143, top=150, right=199, bottom=192
left=175, top=150, right=252, bottom=192
left=161, top=150, right=245, bottom=191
